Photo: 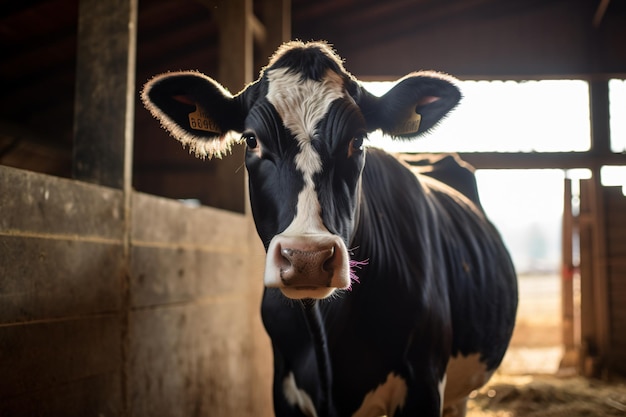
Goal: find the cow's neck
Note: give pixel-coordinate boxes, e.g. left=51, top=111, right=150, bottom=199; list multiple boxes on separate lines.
left=302, top=299, right=335, bottom=417
left=350, top=149, right=433, bottom=290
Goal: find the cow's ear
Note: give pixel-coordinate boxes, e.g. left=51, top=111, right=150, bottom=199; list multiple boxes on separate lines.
left=359, top=71, right=461, bottom=139
left=141, top=71, right=246, bottom=159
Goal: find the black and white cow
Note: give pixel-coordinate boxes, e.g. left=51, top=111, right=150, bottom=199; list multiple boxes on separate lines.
left=142, top=41, right=518, bottom=417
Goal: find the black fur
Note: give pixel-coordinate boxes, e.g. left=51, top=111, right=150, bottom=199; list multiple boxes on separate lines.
left=142, top=40, right=517, bottom=417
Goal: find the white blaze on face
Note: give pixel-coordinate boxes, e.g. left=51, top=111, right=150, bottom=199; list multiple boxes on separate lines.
left=266, top=68, right=346, bottom=235
left=263, top=68, right=351, bottom=295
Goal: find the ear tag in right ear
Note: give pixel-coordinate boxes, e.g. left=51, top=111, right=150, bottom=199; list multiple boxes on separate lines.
left=188, top=104, right=221, bottom=133
left=390, top=112, right=422, bottom=136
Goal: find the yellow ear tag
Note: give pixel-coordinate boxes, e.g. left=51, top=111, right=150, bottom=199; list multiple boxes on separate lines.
left=390, top=113, right=422, bottom=136
left=188, top=104, right=221, bottom=133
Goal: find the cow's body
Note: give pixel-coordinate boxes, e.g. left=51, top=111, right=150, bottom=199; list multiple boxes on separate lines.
left=263, top=148, right=516, bottom=417
left=142, top=41, right=518, bottom=417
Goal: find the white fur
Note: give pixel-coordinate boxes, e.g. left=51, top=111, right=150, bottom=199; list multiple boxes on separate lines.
left=350, top=355, right=488, bottom=417
left=267, top=68, right=345, bottom=146
left=263, top=68, right=351, bottom=295
left=283, top=372, right=319, bottom=417
left=443, top=353, right=491, bottom=407
left=141, top=72, right=239, bottom=159
left=351, top=373, right=408, bottom=417
left=439, top=373, right=447, bottom=416
left=265, top=67, right=345, bottom=235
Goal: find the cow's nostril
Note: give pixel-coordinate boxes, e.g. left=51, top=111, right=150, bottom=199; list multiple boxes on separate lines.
left=264, top=235, right=350, bottom=293
left=278, top=247, right=295, bottom=281
left=277, top=245, right=336, bottom=286
left=280, top=247, right=293, bottom=264
left=322, top=246, right=336, bottom=273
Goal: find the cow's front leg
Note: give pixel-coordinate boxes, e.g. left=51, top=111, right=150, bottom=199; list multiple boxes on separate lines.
left=394, top=319, right=451, bottom=416
left=394, top=367, right=446, bottom=417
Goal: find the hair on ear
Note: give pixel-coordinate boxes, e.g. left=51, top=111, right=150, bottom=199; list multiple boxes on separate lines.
left=358, top=71, right=461, bottom=140
left=141, top=71, right=244, bottom=159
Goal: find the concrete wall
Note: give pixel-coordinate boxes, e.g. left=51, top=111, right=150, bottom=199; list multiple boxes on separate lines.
left=0, top=165, right=273, bottom=416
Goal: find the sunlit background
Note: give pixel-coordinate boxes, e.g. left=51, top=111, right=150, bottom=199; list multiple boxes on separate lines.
left=365, top=78, right=626, bottom=271
left=365, top=78, right=626, bottom=373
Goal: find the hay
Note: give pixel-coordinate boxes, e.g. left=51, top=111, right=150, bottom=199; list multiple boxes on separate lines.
left=467, top=374, right=626, bottom=417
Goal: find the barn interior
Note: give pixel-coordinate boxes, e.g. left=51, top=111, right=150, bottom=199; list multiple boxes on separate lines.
left=1, top=0, right=626, bottom=416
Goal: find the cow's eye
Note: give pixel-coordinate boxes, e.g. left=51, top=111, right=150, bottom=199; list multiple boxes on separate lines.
left=348, top=136, right=365, bottom=157
left=243, top=133, right=258, bottom=149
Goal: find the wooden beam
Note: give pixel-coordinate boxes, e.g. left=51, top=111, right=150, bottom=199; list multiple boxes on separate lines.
left=73, top=0, right=137, bottom=191
left=590, top=167, right=611, bottom=378
left=402, top=151, right=626, bottom=170
left=250, top=14, right=267, bottom=45
left=255, top=0, right=291, bottom=73
left=577, top=172, right=612, bottom=378
left=195, top=0, right=253, bottom=213
left=578, top=178, right=597, bottom=375
left=589, top=80, right=612, bottom=156
left=592, top=0, right=611, bottom=28
left=560, top=178, right=577, bottom=368
left=215, top=0, right=254, bottom=89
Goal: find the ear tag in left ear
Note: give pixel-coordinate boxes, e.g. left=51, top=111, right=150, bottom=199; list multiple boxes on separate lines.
left=390, top=112, right=422, bottom=136
left=188, top=104, right=221, bottom=134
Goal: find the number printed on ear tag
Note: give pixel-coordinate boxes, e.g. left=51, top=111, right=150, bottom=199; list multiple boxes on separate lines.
left=188, top=104, right=221, bottom=133
left=390, top=113, right=422, bottom=136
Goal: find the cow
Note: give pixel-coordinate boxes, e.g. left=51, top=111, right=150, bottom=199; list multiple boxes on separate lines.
left=142, top=40, right=518, bottom=417
left=405, top=153, right=483, bottom=211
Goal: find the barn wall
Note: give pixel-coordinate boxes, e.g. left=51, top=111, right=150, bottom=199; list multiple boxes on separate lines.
left=604, top=186, right=626, bottom=376
left=0, top=165, right=273, bottom=416
left=337, top=0, right=610, bottom=78
left=578, top=179, right=626, bottom=379
left=0, top=166, right=125, bottom=414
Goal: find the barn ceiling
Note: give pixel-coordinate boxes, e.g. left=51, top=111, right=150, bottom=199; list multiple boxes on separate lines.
left=1, top=0, right=625, bottom=183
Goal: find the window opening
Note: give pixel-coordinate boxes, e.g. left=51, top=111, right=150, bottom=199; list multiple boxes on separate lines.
left=476, top=169, right=565, bottom=374
left=609, top=79, right=626, bottom=153
left=366, top=79, right=591, bottom=153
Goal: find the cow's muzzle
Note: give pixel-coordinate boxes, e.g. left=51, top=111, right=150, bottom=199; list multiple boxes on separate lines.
left=264, top=234, right=350, bottom=299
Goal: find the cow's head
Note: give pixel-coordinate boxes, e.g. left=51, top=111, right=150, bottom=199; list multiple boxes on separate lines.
left=142, top=41, right=460, bottom=300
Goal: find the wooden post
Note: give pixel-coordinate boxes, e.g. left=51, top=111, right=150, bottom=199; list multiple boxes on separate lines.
left=72, top=1, right=137, bottom=411
left=73, top=0, right=137, bottom=192
left=216, top=0, right=254, bottom=89
left=255, top=0, right=291, bottom=72
left=578, top=179, right=596, bottom=375
left=588, top=80, right=611, bottom=378
left=589, top=167, right=610, bottom=378
left=560, top=178, right=577, bottom=369
left=576, top=80, right=612, bottom=377
left=191, top=0, right=254, bottom=214
left=589, top=80, right=611, bottom=157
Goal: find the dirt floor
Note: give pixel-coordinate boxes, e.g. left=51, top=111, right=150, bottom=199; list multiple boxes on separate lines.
left=465, top=273, right=626, bottom=416
left=467, top=374, right=626, bottom=417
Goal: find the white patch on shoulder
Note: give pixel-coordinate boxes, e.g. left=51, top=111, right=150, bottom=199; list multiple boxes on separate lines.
left=352, top=373, right=408, bottom=417
left=439, top=373, right=447, bottom=416
left=443, top=353, right=492, bottom=407
left=283, top=372, right=319, bottom=417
